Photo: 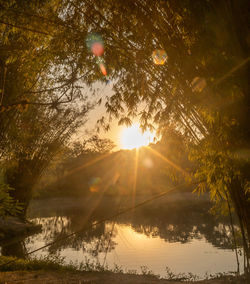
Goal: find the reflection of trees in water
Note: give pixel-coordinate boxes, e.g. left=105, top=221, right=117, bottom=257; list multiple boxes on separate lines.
left=25, top=215, right=117, bottom=258
left=119, top=201, right=240, bottom=250
left=34, top=200, right=239, bottom=254
left=0, top=199, right=240, bottom=259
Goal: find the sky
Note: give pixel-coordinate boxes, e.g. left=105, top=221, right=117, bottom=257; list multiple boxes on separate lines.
left=75, top=81, right=156, bottom=151
left=74, top=81, right=127, bottom=150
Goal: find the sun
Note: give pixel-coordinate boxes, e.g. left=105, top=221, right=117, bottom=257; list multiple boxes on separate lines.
left=120, top=123, right=155, bottom=150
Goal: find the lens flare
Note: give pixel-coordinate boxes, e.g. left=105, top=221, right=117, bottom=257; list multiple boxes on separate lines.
left=191, top=77, right=207, bottom=92
left=142, top=157, right=154, bottom=168
left=91, top=42, right=104, bottom=56
left=89, top=177, right=101, bottom=192
left=99, top=63, right=107, bottom=76
left=86, top=33, right=104, bottom=56
left=152, top=49, right=168, bottom=65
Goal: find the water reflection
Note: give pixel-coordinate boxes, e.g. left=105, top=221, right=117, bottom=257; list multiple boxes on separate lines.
left=0, top=196, right=242, bottom=277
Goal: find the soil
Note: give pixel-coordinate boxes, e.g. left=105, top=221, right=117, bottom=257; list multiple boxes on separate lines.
left=0, top=270, right=248, bottom=284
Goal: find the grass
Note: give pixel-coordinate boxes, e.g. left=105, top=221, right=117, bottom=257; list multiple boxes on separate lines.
left=0, top=255, right=193, bottom=281
left=0, top=255, right=76, bottom=272
left=0, top=255, right=249, bottom=283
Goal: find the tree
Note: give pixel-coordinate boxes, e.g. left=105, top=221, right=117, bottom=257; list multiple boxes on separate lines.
left=0, top=0, right=96, bottom=216
left=1, top=0, right=249, bottom=268
left=52, top=0, right=249, bottom=268
left=83, top=135, right=116, bottom=154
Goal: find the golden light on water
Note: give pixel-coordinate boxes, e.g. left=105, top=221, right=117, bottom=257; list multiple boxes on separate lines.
left=120, top=124, right=155, bottom=150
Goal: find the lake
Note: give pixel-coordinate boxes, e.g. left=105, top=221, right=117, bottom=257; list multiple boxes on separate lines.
left=0, top=193, right=243, bottom=279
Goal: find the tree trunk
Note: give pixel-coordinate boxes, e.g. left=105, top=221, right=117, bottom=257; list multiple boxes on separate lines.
left=229, top=177, right=250, bottom=270
left=6, top=159, right=38, bottom=219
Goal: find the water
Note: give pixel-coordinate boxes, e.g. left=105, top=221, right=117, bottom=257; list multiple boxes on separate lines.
left=0, top=194, right=243, bottom=279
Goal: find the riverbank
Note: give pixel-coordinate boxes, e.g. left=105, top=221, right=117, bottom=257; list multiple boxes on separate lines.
left=0, top=256, right=248, bottom=284
left=0, top=269, right=248, bottom=283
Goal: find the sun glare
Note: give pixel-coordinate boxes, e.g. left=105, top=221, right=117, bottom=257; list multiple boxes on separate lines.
left=120, top=123, right=155, bottom=150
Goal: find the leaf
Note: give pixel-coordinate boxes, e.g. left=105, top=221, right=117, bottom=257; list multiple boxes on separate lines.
left=118, top=117, right=132, bottom=126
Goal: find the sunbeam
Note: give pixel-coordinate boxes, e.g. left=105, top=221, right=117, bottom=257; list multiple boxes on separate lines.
left=146, top=147, right=189, bottom=177
left=132, top=148, right=139, bottom=209
left=70, top=153, right=124, bottom=232
left=66, top=151, right=113, bottom=178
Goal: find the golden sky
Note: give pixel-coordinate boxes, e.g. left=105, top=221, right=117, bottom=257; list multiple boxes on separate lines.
left=73, top=82, right=123, bottom=149
left=74, top=82, right=156, bottom=150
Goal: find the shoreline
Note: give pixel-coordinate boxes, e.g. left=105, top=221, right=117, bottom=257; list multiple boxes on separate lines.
left=0, top=256, right=248, bottom=283
left=0, top=269, right=248, bottom=283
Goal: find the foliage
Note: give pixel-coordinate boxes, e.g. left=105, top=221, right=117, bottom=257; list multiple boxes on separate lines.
left=50, top=0, right=249, bottom=266
left=0, top=0, right=98, bottom=215
left=71, top=135, right=116, bottom=156
left=0, top=182, right=23, bottom=217
left=0, top=0, right=249, bottom=268
left=0, top=255, right=73, bottom=272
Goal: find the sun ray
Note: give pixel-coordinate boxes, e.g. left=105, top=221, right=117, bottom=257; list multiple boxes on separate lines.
left=69, top=153, right=124, bottom=231
left=66, top=151, right=113, bottom=178
left=132, top=148, right=139, bottom=209
left=43, top=152, right=122, bottom=221
left=41, top=153, right=118, bottom=236
left=146, top=146, right=189, bottom=177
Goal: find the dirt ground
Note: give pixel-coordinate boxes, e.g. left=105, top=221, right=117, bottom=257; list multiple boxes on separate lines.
left=0, top=270, right=248, bottom=284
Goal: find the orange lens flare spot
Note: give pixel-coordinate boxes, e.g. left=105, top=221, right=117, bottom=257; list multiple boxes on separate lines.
left=91, top=42, right=104, bottom=56
left=99, top=63, right=107, bottom=76
left=88, top=177, right=101, bottom=192
left=89, top=186, right=99, bottom=192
